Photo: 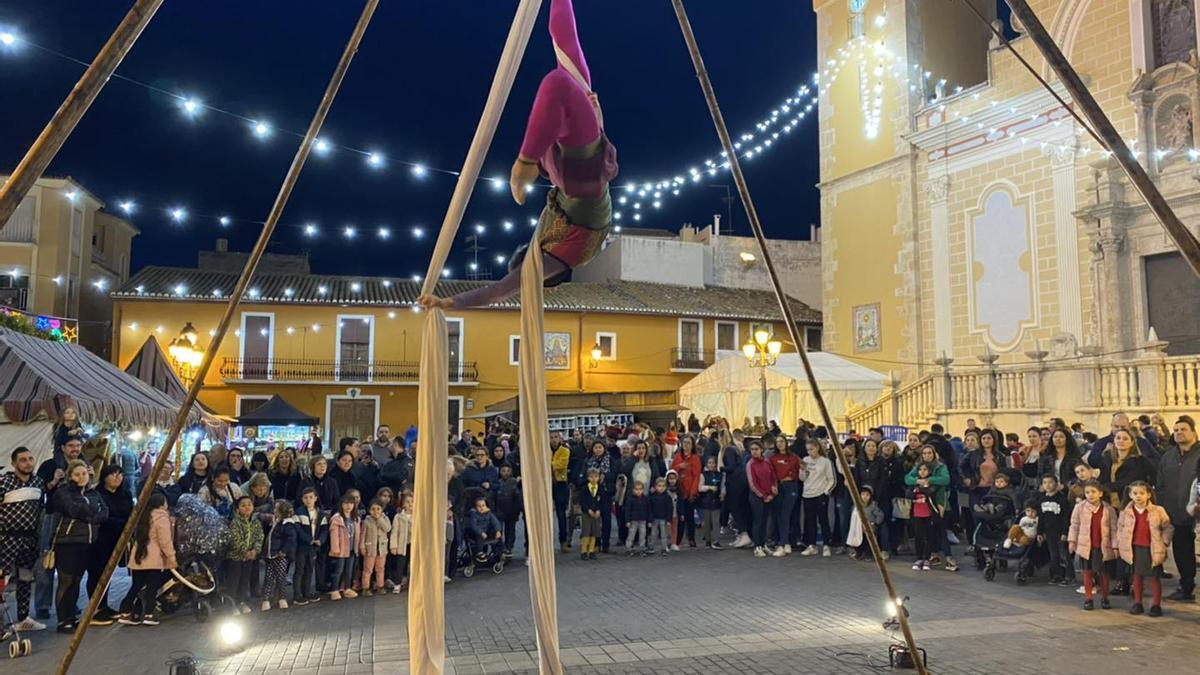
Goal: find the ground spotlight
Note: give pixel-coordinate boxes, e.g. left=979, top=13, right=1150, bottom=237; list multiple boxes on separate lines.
left=218, top=618, right=245, bottom=647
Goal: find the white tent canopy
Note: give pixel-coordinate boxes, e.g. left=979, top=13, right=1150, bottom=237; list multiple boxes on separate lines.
left=678, top=352, right=888, bottom=429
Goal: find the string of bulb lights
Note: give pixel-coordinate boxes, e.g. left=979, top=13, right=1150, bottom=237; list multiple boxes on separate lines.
left=0, top=25, right=844, bottom=233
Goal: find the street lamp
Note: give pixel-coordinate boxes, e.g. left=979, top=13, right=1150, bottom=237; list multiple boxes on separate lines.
left=589, top=342, right=603, bottom=369
left=743, top=329, right=783, bottom=432
left=167, top=322, right=205, bottom=387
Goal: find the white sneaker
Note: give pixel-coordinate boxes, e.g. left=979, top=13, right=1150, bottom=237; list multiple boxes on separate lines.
left=278, top=599, right=289, bottom=609
left=1075, top=585, right=1085, bottom=595
left=239, top=603, right=252, bottom=615
left=946, top=532, right=960, bottom=544
left=771, top=546, right=787, bottom=557
left=670, top=544, right=680, bottom=552
left=783, top=544, right=792, bottom=555
left=753, top=546, right=767, bottom=558
left=732, top=532, right=752, bottom=549
left=12, top=617, right=46, bottom=632
left=822, top=545, right=832, bottom=557
left=834, top=546, right=846, bottom=555
left=912, top=561, right=923, bottom=570
left=881, top=551, right=890, bottom=561
left=798, top=545, right=816, bottom=556
left=261, top=601, right=271, bottom=612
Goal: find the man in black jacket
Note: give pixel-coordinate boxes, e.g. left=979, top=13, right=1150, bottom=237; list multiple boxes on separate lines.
left=1159, top=416, right=1199, bottom=601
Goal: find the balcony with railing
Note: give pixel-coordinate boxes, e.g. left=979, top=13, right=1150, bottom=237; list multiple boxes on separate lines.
left=220, top=357, right=478, bottom=384
left=670, top=348, right=714, bottom=371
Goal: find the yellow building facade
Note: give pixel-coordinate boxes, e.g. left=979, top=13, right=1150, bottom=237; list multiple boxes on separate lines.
left=816, top=0, right=1200, bottom=430
left=111, top=266, right=818, bottom=443
left=0, top=175, right=137, bottom=357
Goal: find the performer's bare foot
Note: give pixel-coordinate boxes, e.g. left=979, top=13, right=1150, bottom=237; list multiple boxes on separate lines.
left=417, top=294, right=454, bottom=310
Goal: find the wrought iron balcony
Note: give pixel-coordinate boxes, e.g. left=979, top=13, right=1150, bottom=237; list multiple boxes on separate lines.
left=670, top=348, right=714, bottom=371
left=220, top=357, right=478, bottom=383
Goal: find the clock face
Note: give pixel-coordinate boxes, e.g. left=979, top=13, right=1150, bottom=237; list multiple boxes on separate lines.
left=849, top=0, right=868, bottom=14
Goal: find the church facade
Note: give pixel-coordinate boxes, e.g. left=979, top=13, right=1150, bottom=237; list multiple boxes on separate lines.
left=814, top=0, right=1200, bottom=430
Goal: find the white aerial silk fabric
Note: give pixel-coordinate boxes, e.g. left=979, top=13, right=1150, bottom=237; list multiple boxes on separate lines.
left=518, top=235, right=564, bottom=674
left=408, top=1, right=551, bottom=673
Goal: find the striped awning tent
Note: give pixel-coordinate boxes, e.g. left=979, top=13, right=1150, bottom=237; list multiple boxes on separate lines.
left=0, top=327, right=199, bottom=428
left=124, top=336, right=228, bottom=435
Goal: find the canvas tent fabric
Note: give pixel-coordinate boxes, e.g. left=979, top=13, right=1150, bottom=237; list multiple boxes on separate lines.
left=678, top=352, right=888, bottom=428
left=123, top=336, right=228, bottom=434
left=233, top=394, right=318, bottom=427
left=0, top=327, right=201, bottom=429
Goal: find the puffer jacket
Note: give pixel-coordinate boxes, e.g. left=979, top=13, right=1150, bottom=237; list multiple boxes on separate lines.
left=1067, top=499, right=1118, bottom=561
left=328, top=512, right=360, bottom=559
left=1116, top=503, right=1174, bottom=567
left=389, top=510, right=412, bottom=552
left=359, top=513, right=392, bottom=558
left=263, top=517, right=298, bottom=560
left=226, top=513, right=265, bottom=561
left=129, top=509, right=177, bottom=570
left=51, top=483, right=108, bottom=546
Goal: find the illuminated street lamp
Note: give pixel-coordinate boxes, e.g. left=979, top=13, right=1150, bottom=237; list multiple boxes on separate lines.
left=743, top=329, right=783, bottom=431
left=589, top=342, right=604, bottom=369
left=167, top=322, right=205, bottom=387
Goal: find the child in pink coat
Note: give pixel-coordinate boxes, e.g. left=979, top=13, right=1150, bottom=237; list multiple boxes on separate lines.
left=1116, top=481, right=1174, bottom=617
left=1067, top=480, right=1118, bottom=611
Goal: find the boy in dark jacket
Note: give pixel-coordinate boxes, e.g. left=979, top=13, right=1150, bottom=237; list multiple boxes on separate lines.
left=1035, top=474, right=1073, bottom=585
left=492, top=465, right=523, bottom=558
left=464, top=497, right=503, bottom=561
left=697, top=457, right=723, bottom=549
left=648, top=477, right=674, bottom=556
left=294, top=488, right=329, bottom=604
left=623, top=480, right=651, bottom=556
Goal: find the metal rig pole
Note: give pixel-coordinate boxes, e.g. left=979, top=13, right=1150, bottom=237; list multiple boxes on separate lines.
left=54, top=2, right=381, bottom=672
left=0, top=0, right=166, bottom=230
left=670, top=2, right=929, bottom=672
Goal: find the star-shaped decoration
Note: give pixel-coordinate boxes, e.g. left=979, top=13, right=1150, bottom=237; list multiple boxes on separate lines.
left=62, top=325, right=78, bottom=342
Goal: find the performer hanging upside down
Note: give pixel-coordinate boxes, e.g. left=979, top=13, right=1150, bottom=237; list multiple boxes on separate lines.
left=419, top=0, right=618, bottom=310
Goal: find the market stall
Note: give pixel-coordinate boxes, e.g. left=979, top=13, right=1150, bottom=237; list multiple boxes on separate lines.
left=0, top=327, right=202, bottom=467
left=231, top=394, right=318, bottom=452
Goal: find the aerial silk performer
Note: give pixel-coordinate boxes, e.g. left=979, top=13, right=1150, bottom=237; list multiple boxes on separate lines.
left=420, top=0, right=618, bottom=311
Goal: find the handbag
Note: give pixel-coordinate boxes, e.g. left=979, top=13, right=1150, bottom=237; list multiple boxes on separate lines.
left=43, top=518, right=68, bottom=570
left=891, top=496, right=913, bottom=520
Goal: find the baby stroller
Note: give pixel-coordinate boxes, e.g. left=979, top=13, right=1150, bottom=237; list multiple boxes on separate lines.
left=971, top=500, right=1035, bottom=584
left=458, top=535, right=506, bottom=578
left=0, top=577, right=32, bottom=659
left=151, top=495, right=228, bottom=622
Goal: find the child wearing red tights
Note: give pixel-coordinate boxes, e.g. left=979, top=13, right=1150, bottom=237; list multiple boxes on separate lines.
left=1116, top=481, right=1174, bottom=617
left=1068, top=480, right=1118, bottom=610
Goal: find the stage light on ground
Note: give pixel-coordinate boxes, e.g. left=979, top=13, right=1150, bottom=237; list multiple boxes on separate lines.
left=218, top=619, right=244, bottom=647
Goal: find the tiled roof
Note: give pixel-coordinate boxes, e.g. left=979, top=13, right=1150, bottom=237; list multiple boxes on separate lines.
left=113, top=266, right=821, bottom=324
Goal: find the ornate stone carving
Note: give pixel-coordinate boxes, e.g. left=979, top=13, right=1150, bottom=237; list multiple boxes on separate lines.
left=922, top=176, right=950, bottom=202
left=1157, top=99, right=1194, bottom=151
left=1049, top=332, right=1078, bottom=359
left=1089, top=233, right=1126, bottom=260
left=1041, top=141, right=1078, bottom=168
left=1152, top=0, right=1197, bottom=68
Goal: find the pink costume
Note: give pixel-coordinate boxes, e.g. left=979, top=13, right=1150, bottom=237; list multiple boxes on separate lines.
left=449, top=0, right=618, bottom=309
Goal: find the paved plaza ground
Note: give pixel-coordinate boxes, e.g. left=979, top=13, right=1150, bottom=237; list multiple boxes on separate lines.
left=10, top=543, right=1200, bottom=674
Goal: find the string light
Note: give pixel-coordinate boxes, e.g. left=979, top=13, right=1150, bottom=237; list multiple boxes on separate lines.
left=495, top=254, right=506, bottom=264
left=367, top=152, right=384, bottom=168
left=180, top=97, right=201, bottom=117
left=0, top=31, right=17, bottom=47
left=118, top=200, right=135, bottom=214
left=502, top=220, right=513, bottom=231
left=474, top=223, right=485, bottom=234
left=490, top=177, right=505, bottom=192
left=343, top=226, right=356, bottom=239
left=251, top=120, right=271, bottom=138
left=219, top=216, right=231, bottom=226
left=314, top=137, right=331, bottom=155
left=304, top=223, right=317, bottom=237
left=377, top=226, right=390, bottom=239
left=170, top=207, right=186, bottom=223
left=411, top=226, right=424, bottom=239
left=411, top=164, right=428, bottom=177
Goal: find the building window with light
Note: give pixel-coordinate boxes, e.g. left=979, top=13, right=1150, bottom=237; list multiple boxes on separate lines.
left=337, top=316, right=373, bottom=382
left=594, top=332, right=616, bottom=360
left=239, top=313, right=273, bottom=380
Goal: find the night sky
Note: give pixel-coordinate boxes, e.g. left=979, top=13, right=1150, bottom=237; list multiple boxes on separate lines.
left=1, top=1, right=819, bottom=280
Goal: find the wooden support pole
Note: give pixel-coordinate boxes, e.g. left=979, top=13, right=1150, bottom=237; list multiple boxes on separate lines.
left=54, top=2, right=380, bottom=672
left=669, top=2, right=929, bottom=672
left=0, top=0, right=165, bottom=230
left=1002, top=0, right=1200, bottom=279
